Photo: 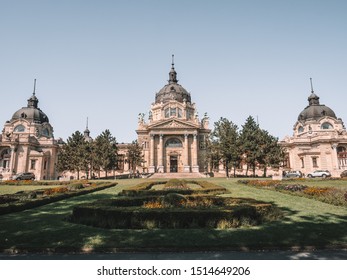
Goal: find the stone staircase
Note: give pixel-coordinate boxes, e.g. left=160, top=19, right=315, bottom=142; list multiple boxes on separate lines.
left=149, top=172, right=205, bottom=179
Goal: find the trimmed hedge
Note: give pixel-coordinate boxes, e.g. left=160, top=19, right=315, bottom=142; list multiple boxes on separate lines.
left=120, top=180, right=228, bottom=197
left=0, top=182, right=118, bottom=215
left=69, top=196, right=281, bottom=229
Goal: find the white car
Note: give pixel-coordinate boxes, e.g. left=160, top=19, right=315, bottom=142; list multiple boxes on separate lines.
left=307, top=170, right=331, bottom=178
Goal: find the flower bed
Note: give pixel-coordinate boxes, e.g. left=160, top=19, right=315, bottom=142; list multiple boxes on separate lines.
left=238, top=180, right=347, bottom=207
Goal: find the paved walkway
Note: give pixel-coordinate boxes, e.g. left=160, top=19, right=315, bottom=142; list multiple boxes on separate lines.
left=1, top=249, right=347, bottom=260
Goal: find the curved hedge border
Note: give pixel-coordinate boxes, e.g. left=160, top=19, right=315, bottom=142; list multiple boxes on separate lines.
left=0, top=182, right=117, bottom=215
left=70, top=196, right=280, bottom=229
left=120, top=180, right=228, bottom=197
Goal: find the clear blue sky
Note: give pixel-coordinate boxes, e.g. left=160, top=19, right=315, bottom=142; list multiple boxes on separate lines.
left=1, top=0, right=346, bottom=143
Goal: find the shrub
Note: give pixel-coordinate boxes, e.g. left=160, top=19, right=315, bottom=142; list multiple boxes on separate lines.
left=164, top=179, right=187, bottom=188
left=237, top=179, right=281, bottom=188
left=303, top=187, right=329, bottom=196
left=43, top=186, right=69, bottom=196
left=275, top=184, right=308, bottom=192
left=143, top=201, right=165, bottom=209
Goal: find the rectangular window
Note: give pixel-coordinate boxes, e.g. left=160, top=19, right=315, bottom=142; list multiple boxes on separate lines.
left=170, top=107, right=176, bottom=116
left=199, top=135, right=206, bottom=149
left=177, top=108, right=182, bottom=118
left=44, top=161, right=47, bottom=170
left=165, top=108, right=170, bottom=118
left=300, top=157, right=304, bottom=168
left=30, top=159, right=36, bottom=170
left=187, top=110, right=191, bottom=119
left=312, top=157, right=318, bottom=168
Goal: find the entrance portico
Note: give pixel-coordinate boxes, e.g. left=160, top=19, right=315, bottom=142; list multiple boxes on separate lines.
left=147, top=131, right=201, bottom=173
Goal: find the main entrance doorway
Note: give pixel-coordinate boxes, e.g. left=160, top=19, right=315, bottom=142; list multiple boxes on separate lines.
left=170, top=155, right=178, bottom=173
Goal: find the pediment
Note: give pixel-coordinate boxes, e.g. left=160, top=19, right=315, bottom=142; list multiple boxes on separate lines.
left=148, top=119, right=200, bottom=130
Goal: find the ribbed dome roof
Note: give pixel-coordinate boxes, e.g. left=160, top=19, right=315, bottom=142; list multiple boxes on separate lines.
left=298, top=92, right=337, bottom=121
left=154, top=58, right=192, bottom=104
left=155, top=83, right=191, bottom=104
left=11, top=93, right=50, bottom=124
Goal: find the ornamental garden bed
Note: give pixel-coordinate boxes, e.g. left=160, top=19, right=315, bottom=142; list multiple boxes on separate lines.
left=0, top=181, right=117, bottom=215
left=120, top=179, right=228, bottom=197
left=69, top=179, right=282, bottom=229
left=237, top=179, right=347, bottom=207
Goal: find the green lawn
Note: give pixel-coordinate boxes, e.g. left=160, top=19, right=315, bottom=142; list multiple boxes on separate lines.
left=0, top=184, right=60, bottom=195
left=0, top=178, right=347, bottom=253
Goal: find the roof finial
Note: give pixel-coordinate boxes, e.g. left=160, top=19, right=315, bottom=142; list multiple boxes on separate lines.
left=310, top=77, right=314, bottom=94
left=168, top=54, right=178, bottom=84
left=86, top=117, right=89, bottom=129
left=33, top=79, right=37, bottom=95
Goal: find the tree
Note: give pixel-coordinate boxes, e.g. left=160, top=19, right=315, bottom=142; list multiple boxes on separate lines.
left=57, top=131, right=90, bottom=179
left=94, top=129, right=118, bottom=178
left=204, top=137, right=221, bottom=173
left=239, top=116, right=262, bottom=176
left=257, top=130, right=285, bottom=177
left=126, top=140, right=143, bottom=173
left=211, top=117, right=241, bottom=177
left=239, top=116, right=285, bottom=177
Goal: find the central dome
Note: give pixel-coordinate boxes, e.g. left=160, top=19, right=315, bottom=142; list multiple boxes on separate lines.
left=154, top=59, right=192, bottom=104
left=298, top=92, right=337, bottom=121
left=155, top=83, right=191, bottom=104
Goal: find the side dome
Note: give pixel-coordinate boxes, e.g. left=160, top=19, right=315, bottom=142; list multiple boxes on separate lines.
left=298, top=92, right=337, bottom=121
left=154, top=58, right=192, bottom=104
left=11, top=107, right=49, bottom=124
left=11, top=90, right=50, bottom=124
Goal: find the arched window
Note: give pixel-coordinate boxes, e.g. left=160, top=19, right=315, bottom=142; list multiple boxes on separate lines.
left=321, top=122, right=333, bottom=129
left=165, top=138, right=182, bottom=148
left=42, top=128, right=50, bottom=137
left=14, top=125, right=25, bottom=132
left=298, top=126, right=304, bottom=133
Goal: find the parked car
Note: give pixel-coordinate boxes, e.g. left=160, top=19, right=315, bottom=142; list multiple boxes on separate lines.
left=0, top=174, right=3, bottom=180
left=340, top=170, right=347, bottom=178
left=284, top=171, right=302, bottom=178
left=12, top=172, right=35, bottom=180
left=307, top=170, right=331, bottom=178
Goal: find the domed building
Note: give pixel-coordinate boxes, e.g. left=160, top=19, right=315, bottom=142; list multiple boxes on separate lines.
left=281, top=81, right=347, bottom=177
left=136, top=57, right=210, bottom=174
left=0, top=81, right=59, bottom=180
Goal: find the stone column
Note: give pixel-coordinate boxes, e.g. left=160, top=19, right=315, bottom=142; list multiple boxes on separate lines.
left=331, top=143, right=339, bottom=176
left=183, top=134, right=190, bottom=172
left=157, top=134, right=164, bottom=172
left=192, top=134, right=199, bottom=172
left=149, top=134, right=155, bottom=173
left=9, top=146, right=16, bottom=175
